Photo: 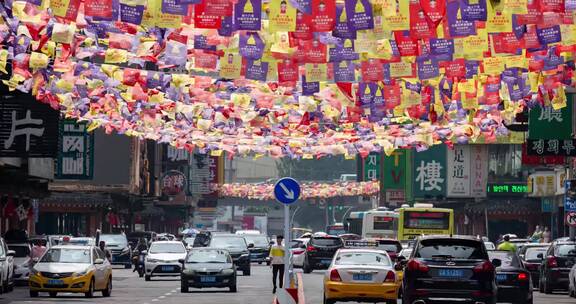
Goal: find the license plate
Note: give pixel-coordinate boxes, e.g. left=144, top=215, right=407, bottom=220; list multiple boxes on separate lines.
left=200, top=276, right=216, bottom=283
left=321, top=260, right=331, bottom=265
left=48, top=279, right=63, bottom=285
left=438, top=269, right=465, bottom=278
left=496, top=274, right=507, bottom=282
left=162, top=266, right=175, bottom=272
left=353, top=273, right=372, bottom=281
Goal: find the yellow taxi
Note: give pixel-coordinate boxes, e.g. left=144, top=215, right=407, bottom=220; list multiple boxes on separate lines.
left=29, top=245, right=112, bottom=298
left=323, top=248, right=401, bottom=304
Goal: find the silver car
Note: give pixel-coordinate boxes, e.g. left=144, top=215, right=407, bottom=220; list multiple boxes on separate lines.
left=7, top=243, right=31, bottom=285
left=145, top=241, right=187, bottom=281
left=0, top=238, right=15, bottom=293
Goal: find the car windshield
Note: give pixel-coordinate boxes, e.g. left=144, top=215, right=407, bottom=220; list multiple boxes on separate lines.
left=100, top=235, right=128, bottom=246
left=291, top=241, right=303, bottom=249
left=311, top=237, right=343, bottom=247
left=210, top=237, right=247, bottom=249
left=335, top=252, right=391, bottom=266
left=488, top=251, right=519, bottom=268
left=40, top=248, right=91, bottom=264
left=187, top=250, right=230, bottom=263
left=525, top=247, right=547, bottom=260
left=416, top=239, right=486, bottom=260
left=8, top=245, right=30, bottom=257
left=244, top=235, right=269, bottom=247
left=378, top=243, right=401, bottom=252
left=557, top=244, right=576, bottom=257
left=149, top=243, right=186, bottom=254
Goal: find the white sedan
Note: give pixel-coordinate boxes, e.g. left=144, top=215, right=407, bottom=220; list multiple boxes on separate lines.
left=144, top=241, right=187, bottom=281
left=290, top=238, right=309, bottom=268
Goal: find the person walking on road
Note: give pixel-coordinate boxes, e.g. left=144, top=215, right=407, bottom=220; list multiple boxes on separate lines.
left=270, top=235, right=286, bottom=294
left=497, top=235, right=516, bottom=252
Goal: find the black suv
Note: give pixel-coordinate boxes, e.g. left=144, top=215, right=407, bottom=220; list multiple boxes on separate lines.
left=207, top=234, right=252, bottom=276
left=402, top=235, right=498, bottom=304
left=539, top=241, right=576, bottom=293
left=303, top=235, right=343, bottom=273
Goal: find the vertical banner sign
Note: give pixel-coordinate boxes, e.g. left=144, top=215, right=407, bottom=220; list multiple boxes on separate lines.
left=381, top=149, right=411, bottom=207
left=56, top=120, right=94, bottom=180
left=362, top=152, right=380, bottom=181
left=470, top=145, right=488, bottom=197
left=208, top=155, right=224, bottom=197
left=447, top=145, right=471, bottom=197
left=188, top=152, right=211, bottom=194
left=413, top=145, right=447, bottom=198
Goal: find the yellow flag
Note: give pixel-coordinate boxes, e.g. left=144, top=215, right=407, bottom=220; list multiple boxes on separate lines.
left=305, top=64, right=327, bottom=82
left=105, top=49, right=128, bottom=64
left=389, top=62, right=413, bottom=78
left=269, top=0, right=296, bottom=32
left=0, top=49, right=8, bottom=74
left=504, top=0, right=528, bottom=14
left=30, top=52, right=49, bottom=69
left=487, top=0, right=512, bottom=32
left=381, top=0, right=409, bottom=31
left=220, top=52, right=242, bottom=79
left=49, top=0, right=70, bottom=17
left=462, top=29, right=488, bottom=60
left=483, top=57, right=505, bottom=75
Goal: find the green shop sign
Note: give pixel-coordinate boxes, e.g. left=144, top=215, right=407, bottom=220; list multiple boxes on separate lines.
left=486, top=183, right=528, bottom=196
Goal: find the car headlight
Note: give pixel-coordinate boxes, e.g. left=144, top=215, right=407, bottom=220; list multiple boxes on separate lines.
left=73, top=268, right=91, bottom=277
left=147, top=258, right=160, bottom=263
left=30, top=268, right=40, bottom=276
left=221, top=269, right=234, bottom=275
left=121, top=247, right=130, bottom=254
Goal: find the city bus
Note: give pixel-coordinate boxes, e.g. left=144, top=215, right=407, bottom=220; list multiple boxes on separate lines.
left=326, top=223, right=347, bottom=236
left=396, top=204, right=454, bottom=241
left=346, top=208, right=399, bottom=239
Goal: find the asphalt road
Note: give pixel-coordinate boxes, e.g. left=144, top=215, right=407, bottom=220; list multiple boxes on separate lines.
left=0, top=265, right=573, bottom=304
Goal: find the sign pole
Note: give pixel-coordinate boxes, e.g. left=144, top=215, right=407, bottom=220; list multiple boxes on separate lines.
left=283, top=204, right=290, bottom=288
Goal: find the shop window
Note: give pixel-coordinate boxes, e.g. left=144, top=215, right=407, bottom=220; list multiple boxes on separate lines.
left=488, top=145, right=525, bottom=182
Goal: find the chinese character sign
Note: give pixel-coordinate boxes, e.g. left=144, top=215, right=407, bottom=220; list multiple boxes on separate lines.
left=362, top=152, right=380, bottom=181
left=528, top=95, right=573, bottom=140
left=189, top=152, right=211, bottom=194
left=447, top=145, right=471, bottom=197
left=413, top=145, right=446, bottom=198
left=0, top=93, right=59, bottom=157
left=161, top=170, right=187, bottom=196
left=56, top=120, right=94, bottom=180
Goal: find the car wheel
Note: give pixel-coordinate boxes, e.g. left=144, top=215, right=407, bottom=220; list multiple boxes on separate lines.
left=303, top=262, right=312, bottom=274
left=85, top=279, right=94, bottom=298
left=29, top=290, right=39, bottom=298
left=49, top=292, right=57, bottom=298
left=145, top=275, right=151, bottom=281
left=323, top=293, right=335, bottom=304
left=180, top=280, right=189, bottom=293
left=229, top=284, right=237, bottom=293
left=102, top=277, right=112, bottom=297
left=243, top=268, right=251, bottom=276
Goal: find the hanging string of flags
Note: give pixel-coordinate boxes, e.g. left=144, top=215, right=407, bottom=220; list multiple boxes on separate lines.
left=0, top=0, right=574, bottom=158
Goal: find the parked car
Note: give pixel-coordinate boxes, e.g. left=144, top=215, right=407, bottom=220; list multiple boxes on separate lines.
left=145, top=241, right=187, bottom=281
left=518, top=243, right=550, bottom=287
left=28, top=245, right=112, bottom=298
left=242, top=234, right=270, bottom=265
left=99, top=234, right=132, bottom=269
left=323, top=248, right=400, bottom=304
left=7, top=243, right=31, bottom=285
left=0, top=238, right=14, bottom=294
left=539, top=241, right=576, bottom=293
left=180, top=248, right=237, bottom=293
left=291, top=238, right=309, bottom=268
left=488, top=250, right=533, bottom=304
left=402, top=235, right=498, bottom=304
left=207, top=235, right=252, bottom=276
left=303, top=235, right=344, bottom=273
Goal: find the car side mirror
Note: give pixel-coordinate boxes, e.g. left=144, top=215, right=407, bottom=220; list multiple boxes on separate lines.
left=492, top=259, right=502, bottom=268
left=7, top=250, right=15, bottom=257
left=247, top=243, right=254, bottom=249
left=94, top=258, right=104, bottom=265
left=537, top=253, right=544, bottom=260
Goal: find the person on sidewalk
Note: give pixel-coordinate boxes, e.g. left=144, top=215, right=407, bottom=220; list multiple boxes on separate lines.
left=270, top=235, right=286, bottom=294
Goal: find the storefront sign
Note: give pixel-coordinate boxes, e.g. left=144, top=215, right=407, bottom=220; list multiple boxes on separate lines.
left=385, top=189, right=405, bottom=207
left=487, top=183, right=528, bottom=195
left=161, top=170, right=187, bottom=196
left=541, top=198, right=554, bottom=213
left=0, top=94, right=59, bottom=157
left=528, top=97, right=573, bottom=140
left=446, top=145, right=488, bottom=198
left=565, top=180, right=576, bottom=212
left=413, top=145, right=446, bottom=198
left=56, top=120, right=94, bottom=180
left=381, top=149, right=411, bottom=206
left=528, top=171, right=557, bottom=197
left=189, top=153, right=211, bottom=194
left=470, top=145, right=488, bottom=197
left=361, top=152, right=380, bottom=181
left=527, top=139, right=576, bottom=156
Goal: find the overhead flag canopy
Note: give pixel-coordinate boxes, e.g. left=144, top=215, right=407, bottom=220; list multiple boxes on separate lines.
left=0, top=0, right=574, bottom=158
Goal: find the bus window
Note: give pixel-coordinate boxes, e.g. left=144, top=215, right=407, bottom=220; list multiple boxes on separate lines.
left=373, top=216, right=395, bottom=230
left=404, top=211, right=450, bottom=230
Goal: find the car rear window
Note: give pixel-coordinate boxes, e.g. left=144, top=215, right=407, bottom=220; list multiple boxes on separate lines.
left=311, top=237, right=343, bottom=247
left=415, top=239, right=487, bottom=260
left=488, top=251, right=520, bottom=268
left=335, top=251, right=391, bottom=266
left=524, top=247, right=547, bottom=260
left=556, top=244, right=576, bottom=257
left=378, top=244, right=401, bottom=252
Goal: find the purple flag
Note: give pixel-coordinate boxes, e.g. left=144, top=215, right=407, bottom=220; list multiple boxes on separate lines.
left=345, top=0, right=373, bottom=31
left=239, top=32, right=265, bottom=60
left=245, top=60, right=269, bottom=81
left=460, top=0, right=487, bottom=21
left=333, top=3, right=356, bottom=39
left=234, top=0, right=262, bottom=30
left=446, top=1, right=476, bottom=37
left=333, top=61, right=355, bottom=82
left=120, top=4, right=144, bottom=25
left=161, top=0, right=188, bottom=15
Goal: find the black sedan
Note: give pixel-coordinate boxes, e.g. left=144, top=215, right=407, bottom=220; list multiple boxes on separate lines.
left=180, top=248, right=237, bottom=293
left=488, top=250, right=533, bottom=304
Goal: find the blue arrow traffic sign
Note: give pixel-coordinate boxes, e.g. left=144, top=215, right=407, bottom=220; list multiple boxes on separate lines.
left=274, top=177, right=301, bottom=205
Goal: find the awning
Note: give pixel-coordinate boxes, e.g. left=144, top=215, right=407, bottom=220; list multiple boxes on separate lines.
left=41, top=192, right=112, bottom=208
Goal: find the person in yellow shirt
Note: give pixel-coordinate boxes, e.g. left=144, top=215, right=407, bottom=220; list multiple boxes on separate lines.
left=270, top=235, right=285, bottom=294
left=497, top=235, right=516, bottom=252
